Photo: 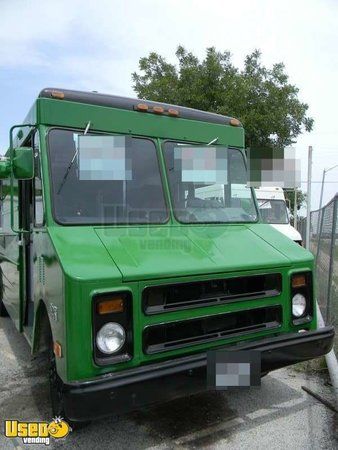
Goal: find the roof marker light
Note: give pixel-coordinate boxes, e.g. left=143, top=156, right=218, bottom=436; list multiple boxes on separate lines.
left=168, top=108, right=179, bottom=117
left=136, top=103, right=148, bottom=112
left=230, top=118, right=241, bottom=127
left=51, top=90, right=65, bottom=100
left=153, top=106, right=164, bottom=114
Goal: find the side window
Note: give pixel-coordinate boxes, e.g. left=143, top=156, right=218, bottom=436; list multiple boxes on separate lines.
left=33, top=132, right=44, bottom=227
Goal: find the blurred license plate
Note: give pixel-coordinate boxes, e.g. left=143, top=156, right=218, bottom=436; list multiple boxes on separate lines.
left=207, top=350, right=261, bottom=390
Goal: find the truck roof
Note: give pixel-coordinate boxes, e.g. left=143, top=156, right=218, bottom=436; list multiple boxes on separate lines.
left=8, top=88, right=244, bottom=151
left=39, top=88, right=241, bottom=127
left=254, top=186, right=284, bottom=193
left=254, top=186, right=285, bottom=201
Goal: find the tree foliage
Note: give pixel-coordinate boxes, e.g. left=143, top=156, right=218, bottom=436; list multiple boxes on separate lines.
left=284, top=188, right=307, bottom=212
left=132, top=46, right=314, bottom=148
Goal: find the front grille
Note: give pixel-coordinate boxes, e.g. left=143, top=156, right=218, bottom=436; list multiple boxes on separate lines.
left=143, top=305, right=282, bottom=354
left=143, top=273, right=281, bottom=314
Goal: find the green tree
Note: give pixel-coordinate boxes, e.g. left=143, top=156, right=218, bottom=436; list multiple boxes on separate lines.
left=132, top=46, right=314, bottom=148
left=284, top=189, right=307, bottom=212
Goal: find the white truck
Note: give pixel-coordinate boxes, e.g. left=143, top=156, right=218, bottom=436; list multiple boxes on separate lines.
left=254, top=186, right=302, bottom=244
left=195, top=184, right=302, bottom=244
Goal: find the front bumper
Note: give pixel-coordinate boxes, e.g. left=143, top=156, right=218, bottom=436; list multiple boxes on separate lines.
left=63, top=326, right=334, bottom=421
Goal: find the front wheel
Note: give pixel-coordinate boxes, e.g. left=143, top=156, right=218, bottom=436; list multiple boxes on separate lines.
left=48, top=338, right=90, bottom=430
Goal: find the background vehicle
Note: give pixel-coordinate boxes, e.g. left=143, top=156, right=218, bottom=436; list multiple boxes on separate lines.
left=255, top=186, right=303, bottom=244
left=0, top=88, right=333, bottom=424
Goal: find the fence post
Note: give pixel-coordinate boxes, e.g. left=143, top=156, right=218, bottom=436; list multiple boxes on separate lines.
left=305, top=146, right=313, bottom=250
left=294, top=189, right=297, bottom=230
left=315, top=204, right=325, bottom=268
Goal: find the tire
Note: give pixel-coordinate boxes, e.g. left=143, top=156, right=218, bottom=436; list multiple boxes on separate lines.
left=0, top=299, right=9, bottom=317
left=48, top=336, right=91, bottom=430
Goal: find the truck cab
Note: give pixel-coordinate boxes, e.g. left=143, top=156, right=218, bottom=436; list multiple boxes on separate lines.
left=0, top=88, right=333, bottom=423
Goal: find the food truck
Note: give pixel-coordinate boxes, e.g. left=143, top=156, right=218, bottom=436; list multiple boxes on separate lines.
left=0, top=88, right=333, bottom=424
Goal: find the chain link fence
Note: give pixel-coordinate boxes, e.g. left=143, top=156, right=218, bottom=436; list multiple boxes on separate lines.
left=299, top=194, right=338, bottom=354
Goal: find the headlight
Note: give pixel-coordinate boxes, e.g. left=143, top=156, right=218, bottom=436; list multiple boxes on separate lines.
left=292, top=293, right=307, bottom=318
left=96, top=322, right=126, bottom=354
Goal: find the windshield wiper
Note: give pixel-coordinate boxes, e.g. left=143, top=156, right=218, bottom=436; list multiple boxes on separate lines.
left=258, top=200, right=270, bottom=208
left=57, top=121, right=91, bottom=194
left=207, top=137, right=218, bottom=145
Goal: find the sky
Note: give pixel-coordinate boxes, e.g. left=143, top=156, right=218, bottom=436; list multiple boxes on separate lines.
left=1, top=0, right=338, bottom=211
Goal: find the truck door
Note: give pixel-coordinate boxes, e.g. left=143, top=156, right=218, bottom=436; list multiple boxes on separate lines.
left=0, top=131, right=40, bottom=334
left=22, top=131, right=44, bottom=335
left=19, top=180, right=33, bottom=325
left=0, top=176, right=21, bottom=329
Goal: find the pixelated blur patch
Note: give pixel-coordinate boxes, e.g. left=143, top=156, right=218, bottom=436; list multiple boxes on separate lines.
left=174, top=146, right=228, bottom=184
left=247, top=146, right=301, bottom=188
left=207, top=350, right=261, bottom=390
left=78, top=135, right=133, bottom=181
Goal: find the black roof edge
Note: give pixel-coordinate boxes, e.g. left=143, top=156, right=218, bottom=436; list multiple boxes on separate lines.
left=38, top=88, right=242, bottom=127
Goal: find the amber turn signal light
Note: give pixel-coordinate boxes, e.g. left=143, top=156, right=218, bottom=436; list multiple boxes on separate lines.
left=292, top=274, right=306, bottom=288
left=53, top=341, right=62, bottom=358
left=97, top=298, right=124, bottom=315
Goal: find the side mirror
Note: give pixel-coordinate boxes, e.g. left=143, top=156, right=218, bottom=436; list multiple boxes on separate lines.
left=0, top=157, right=11, bottom=179
left=13, top=147, right=34, bottom=179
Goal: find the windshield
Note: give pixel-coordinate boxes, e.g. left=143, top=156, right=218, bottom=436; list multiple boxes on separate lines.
left=163, top=142, right=257, bottom=223
left=258, top=199, right=289, bottom=224
left=48, top=129, right=168, bottom=224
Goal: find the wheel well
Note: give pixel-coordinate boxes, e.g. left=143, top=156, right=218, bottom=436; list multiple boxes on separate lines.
left=33, top=301, right=52, bottom=354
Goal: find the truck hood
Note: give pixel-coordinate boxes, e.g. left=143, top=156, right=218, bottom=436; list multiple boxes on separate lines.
left=94, top=224, right=297, bottom=282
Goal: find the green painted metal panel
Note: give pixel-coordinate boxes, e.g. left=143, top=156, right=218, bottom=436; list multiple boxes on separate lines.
left=30, top=230, right=67, bottom=378
left=94, top=224, right=291, bottom=282
left=247, top=224, right=315, bottom=264
left=37, top=98, right=244, bottom=147
left=47, top=227, right=122, bottom=282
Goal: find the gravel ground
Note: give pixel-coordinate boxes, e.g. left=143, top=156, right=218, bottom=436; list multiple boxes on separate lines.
left=1, top=315, right=337, bottom=450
